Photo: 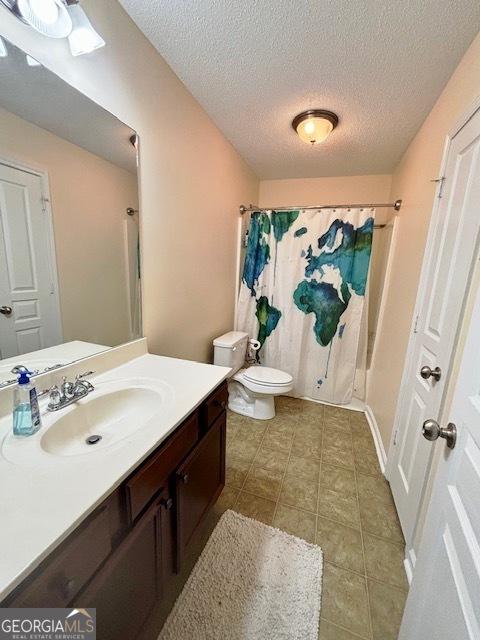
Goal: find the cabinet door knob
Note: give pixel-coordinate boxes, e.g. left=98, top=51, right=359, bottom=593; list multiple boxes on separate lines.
left=181, top=473, right=189, bottom=484
left=160, top=497, right=173, bottom=510
left=59, top=576, right=76, bottom=600
left=214, top=399, right=226, bottom=409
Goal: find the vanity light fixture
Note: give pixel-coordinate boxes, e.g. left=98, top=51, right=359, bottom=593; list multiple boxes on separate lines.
left=292, top=110, right=339, bottom=145
left=0, top=0, right=105, bottom=57
left=66, top=3, right=105, bottom=57
left=0, top=36, right=7, bottom=57
left=1, top=0, right=73, bottom=38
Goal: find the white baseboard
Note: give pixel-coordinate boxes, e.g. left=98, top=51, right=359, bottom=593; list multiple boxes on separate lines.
left=365, top=404, right=387, bottom=475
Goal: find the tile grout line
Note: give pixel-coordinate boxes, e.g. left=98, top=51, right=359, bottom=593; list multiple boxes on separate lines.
left=321, top=615, right=371, bottom=640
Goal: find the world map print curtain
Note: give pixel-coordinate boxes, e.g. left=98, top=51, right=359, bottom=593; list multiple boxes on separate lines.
left=236, top=208, right=375, bottom=404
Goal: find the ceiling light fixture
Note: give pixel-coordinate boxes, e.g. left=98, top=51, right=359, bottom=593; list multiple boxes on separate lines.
left=292, top=110, right=338, bottom=145
left=66, top=3, right=105, bottom=56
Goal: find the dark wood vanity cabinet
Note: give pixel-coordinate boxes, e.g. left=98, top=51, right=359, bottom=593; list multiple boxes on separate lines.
left=81, top=496, right=166, bottom=640
left=175, top=411, right=226, bottom=568
left=3, top=381, right=227, bottom=640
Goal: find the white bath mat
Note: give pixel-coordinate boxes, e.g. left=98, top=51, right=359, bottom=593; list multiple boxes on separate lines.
left=158, top=509, right=323, bottom=640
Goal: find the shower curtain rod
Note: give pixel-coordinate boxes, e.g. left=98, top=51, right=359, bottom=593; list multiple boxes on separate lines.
left=239, top=199, right=402, bottom=215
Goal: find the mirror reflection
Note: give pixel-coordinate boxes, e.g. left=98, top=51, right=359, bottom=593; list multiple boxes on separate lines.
left=0, top=40, right=141, bottom=385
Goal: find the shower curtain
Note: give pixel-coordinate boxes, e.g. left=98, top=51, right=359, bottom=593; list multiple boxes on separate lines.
left=236, top=207, right=375, bottom=404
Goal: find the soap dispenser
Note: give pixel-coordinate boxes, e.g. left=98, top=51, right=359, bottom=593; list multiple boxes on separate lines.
left=12, top=366, right=42, bottom=436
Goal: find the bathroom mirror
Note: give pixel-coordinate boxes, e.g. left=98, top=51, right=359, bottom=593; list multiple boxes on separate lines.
left=0, top=39, right=141, bottom=386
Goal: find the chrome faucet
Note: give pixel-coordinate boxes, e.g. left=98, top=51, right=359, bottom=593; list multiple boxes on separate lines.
left=45, top=371, right=95, bottom=412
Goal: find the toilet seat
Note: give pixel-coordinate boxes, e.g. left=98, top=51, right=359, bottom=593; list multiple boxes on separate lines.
left=242, top=366, right=293, bottom=386
left=233, top=366, right=293, bottom=395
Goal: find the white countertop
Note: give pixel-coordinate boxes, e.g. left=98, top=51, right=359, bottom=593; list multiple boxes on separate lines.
left=0, top=352, right=230, bottom=600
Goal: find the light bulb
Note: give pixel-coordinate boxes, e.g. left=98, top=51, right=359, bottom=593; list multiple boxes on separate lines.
left=16, top=0, right=72, bottom=38
left=304, top=120, right=316, bottom=135
left=29, top=0, right=58, bottom=24
left=67, top=5, right=105, bottom=56
left=0, top=36, right=7, bottom=58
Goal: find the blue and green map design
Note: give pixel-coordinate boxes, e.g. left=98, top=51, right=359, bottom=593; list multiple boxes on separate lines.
left=241, top=210, right=373, bottom=382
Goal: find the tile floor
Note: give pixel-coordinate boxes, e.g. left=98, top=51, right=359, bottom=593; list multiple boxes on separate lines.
left=218, top=396, right=408, bottom=640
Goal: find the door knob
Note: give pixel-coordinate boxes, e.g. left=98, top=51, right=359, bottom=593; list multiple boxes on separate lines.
left=422, top=419, right=457, bottom=449
left=160, top=497, right=173, bottom=510
left=420, top=365, right=442, bottom=381
left=0, top=306, right=12, bottom=316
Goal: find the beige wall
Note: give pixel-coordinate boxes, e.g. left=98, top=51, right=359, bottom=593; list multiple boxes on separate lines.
left=0, top=107, right=137, bottom=347
left=367, top=32, right=480, bottom=451
left=259, top=175, right=393, bottom=354
left=0, top=0, right=258, bottom=364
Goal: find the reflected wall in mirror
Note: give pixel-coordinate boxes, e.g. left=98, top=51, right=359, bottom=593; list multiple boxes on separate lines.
left=0, top=39, right=141, bottom=385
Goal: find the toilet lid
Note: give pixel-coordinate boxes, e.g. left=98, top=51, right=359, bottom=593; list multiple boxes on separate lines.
left=243, top=366, right=293, bottom=386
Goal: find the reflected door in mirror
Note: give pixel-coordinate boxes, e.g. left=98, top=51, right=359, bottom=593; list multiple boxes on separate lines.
left=0, top=163, right=62, bottom=359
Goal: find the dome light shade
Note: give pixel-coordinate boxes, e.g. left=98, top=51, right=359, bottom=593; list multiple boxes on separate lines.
left=67, top=4, right=105, bottom=56
left=15, top=0, right=72, bottom=38
left=292, top=110, right=339, bottom=145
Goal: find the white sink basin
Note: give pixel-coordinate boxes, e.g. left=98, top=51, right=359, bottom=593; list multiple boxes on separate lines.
left=1, top=378, right=174, bottom=464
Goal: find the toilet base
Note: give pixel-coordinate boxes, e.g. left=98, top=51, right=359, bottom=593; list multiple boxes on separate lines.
left=227, top=380, right=275, bottom=420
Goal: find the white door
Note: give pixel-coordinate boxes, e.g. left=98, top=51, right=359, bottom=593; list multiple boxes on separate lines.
left=399, top=263, right=480, bottom=640
left=387, top=106, right=480, bottom=544
left=0, top=162, right=62, bottom=359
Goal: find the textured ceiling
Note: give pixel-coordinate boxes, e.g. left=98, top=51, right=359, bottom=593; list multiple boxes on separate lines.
left=0, top=40, right=137, bottom=174
left=119, top=1, right=480, bottom=179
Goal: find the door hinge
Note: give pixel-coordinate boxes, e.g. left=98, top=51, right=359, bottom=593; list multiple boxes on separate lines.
left=393, top=428, right=399, bottom=446
left=413, top=314, right=420, bottom=334
left=430, top=176, right=446, bottom=199
left=41, top=196, right=50, bottom=213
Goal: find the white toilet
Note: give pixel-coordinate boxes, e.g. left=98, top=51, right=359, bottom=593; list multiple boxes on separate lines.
left=213, top=331, right=293, bottom=420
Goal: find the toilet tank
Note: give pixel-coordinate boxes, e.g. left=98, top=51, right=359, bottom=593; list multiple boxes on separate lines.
left=213, top=331, right=249, bottom=374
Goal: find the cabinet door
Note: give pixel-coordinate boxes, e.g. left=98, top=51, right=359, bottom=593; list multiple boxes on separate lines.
left=79, top=498, right=166, bottom=640
left=175, top=412, right=226, bottom=569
